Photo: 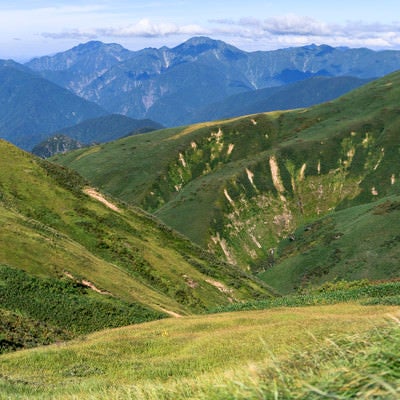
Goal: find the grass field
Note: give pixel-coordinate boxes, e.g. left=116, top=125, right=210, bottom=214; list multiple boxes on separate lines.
left=0, top=301, right=399, bottom=399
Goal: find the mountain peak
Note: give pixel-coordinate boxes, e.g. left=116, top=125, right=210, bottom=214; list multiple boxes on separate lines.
left=172, top=36, right=243, bottom=58
left=181, top=36, right=220, bottom=46
left=173, top=36, right=222, bottom=52
left=301, top=43, right=334, bottom=51
left=71, top=40, right=129, bottom=54
left=75, top=40, right=104, bottom=49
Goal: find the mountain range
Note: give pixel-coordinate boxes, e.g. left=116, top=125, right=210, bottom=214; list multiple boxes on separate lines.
left=193, top=75, right=371, bottom=122
left=26, top=37, right=400, bottom=126
left=2, top=37, right=400, bottom=150
left=0, top=62, right=107, bottom=149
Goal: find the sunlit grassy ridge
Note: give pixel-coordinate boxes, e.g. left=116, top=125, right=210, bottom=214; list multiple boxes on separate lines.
left=54, top=71, right=400, bottom=288
left=0, top=140, right=272, bottom=350
left=0, top=302, right=398, bottom=399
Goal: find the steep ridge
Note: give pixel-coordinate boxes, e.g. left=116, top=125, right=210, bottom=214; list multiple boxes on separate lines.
left=54, top=70, right=400, bottom=288
left=0, top=140, right=272, bottom=350
left=26, top=41, right=135, bottom=95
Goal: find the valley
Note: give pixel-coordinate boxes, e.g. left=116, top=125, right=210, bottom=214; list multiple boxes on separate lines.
left=55, top=70, right=400, bottom=291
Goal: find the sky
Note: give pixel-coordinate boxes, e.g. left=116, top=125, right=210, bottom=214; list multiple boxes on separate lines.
left=1, top=0, right=400, bottom=61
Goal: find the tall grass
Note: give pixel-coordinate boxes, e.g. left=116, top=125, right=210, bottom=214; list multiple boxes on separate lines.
left=0, top=303, right=398, bottom=399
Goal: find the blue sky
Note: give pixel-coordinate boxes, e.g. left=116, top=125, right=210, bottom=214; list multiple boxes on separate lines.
left=1, top=0, right=400, bottom=61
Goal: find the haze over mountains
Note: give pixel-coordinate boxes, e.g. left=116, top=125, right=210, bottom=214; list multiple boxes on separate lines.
left=1, top=36, right=400, bottom=150
left=0, top=62, right=162, bottom=151
left=0, top=62, right=107, bottom=149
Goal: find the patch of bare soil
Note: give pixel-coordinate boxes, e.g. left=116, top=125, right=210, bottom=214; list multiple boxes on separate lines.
left=83, top=187, right=120, bottom=212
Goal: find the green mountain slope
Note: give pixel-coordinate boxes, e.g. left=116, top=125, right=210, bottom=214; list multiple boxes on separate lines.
left=260, top=196, right=400, bottom=293
left=53, top=70, right=400, bottom=289
left=0, top=140, right=272, bottom=350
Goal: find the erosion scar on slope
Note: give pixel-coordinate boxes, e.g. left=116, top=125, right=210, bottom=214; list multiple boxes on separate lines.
left=84, top=187, right=121, bottom=212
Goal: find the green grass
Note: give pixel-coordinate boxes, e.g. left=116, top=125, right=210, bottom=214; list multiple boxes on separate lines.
left=210, top=279, right=400, bottom=313
left=0, top=309, right=70, bottom=354
left=0, top=264, right=163, bottom=353
left=53, top=71, right=400, bottom=281
left=260, top=195, right=400, bottom=293
left=0, top=302, right=398, bottom=399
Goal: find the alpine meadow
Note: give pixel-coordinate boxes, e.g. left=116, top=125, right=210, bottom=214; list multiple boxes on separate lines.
left=0, top=9, right=400, bottom=397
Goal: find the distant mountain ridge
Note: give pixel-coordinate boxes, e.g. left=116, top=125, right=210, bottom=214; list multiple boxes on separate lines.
left=25, top=37, right=400, bottom=126
left=31, top=134, right=84, bottom=158
left=0, top=62, right=108, bottom=149
left=26, top=41, right=134, bottom=95
left=193, top=75, right=371, bottom=122
left=48, top=113, right=164, bottom=143
left=0, top=62, right=163, bottom=150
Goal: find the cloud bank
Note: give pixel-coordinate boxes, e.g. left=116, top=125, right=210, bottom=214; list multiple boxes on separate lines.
left=40, top=14, right=400, bottom=50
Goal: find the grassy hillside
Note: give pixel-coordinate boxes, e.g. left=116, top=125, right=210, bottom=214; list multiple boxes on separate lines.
left=0, top=300, right=398, bottom=399
left=260, top=195, right=400, bottom=293
left=54, top=71, right=400, bottom=290
left=0, top=140, right=272, bottom=350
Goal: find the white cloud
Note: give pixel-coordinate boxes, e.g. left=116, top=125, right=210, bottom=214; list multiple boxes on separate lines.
left=99, top=18, right=209, bottom=38
left=208, top=15, right=400, bottom=49
left=34, top=13, right=400, bottom=51
left=40, top=18, right=209, bottom=41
